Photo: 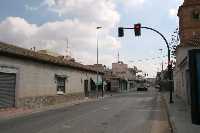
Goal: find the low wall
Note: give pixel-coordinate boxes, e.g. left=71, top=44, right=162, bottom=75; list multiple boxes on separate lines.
left=16, top=93, right=85, bottom=108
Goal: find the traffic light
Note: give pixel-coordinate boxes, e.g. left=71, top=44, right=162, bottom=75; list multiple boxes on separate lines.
left=118, top=27, right=124, bottom=37
left=134, top=23, right=141, bottom=36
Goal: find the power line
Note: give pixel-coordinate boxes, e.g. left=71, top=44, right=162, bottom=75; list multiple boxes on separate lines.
left=129, top=54, right=168, bottom=63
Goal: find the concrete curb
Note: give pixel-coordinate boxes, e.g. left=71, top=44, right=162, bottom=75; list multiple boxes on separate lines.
left=161, top=94, right=176, bottom=133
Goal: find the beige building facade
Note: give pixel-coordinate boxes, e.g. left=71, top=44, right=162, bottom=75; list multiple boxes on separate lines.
left=0, top=42, right=103, bottom=108
left=175, top=0, right=200, bottom=103
left=110, top=62, right=137, bottom=92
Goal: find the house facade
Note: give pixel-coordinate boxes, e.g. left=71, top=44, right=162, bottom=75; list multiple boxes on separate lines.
left=0, top=42, right=103, bottom=108
left=175, top=0, right=200, bottom=124
left=175, top=0, right=200, bottom=101
left=103, top=62, right=137, bottom=92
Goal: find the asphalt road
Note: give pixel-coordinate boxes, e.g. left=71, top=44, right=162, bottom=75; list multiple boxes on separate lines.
left=0, top=89, right=171, bottom=133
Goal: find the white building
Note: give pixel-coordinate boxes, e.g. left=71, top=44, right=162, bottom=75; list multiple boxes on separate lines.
left=175, top=0, right=200, bottom=103
left=111, top=62, right=137, bottom=91
left=0, top=42, right=103, bottom=108
left=175, top=0, right=200, bottom=124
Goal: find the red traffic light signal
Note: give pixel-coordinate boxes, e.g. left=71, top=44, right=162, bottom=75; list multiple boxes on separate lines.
left=118, top=27, right=124, bottom=37
left=134, top=23, right=141, bottom=36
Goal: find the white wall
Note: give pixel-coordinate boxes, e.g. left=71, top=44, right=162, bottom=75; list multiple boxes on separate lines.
left=175, top=46, right=200, bottom=103
left=175, top=47, right=188, bottom=102
left=0, top=55, right=101, bottom=98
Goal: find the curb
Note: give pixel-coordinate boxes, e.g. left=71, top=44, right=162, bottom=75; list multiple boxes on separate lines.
left=161, top=94, right=176, bottom=133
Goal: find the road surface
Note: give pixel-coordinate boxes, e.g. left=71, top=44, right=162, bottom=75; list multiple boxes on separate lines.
left=0, top=90, right=171, bottom=133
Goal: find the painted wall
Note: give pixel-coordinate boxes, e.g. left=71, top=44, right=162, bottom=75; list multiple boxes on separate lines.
left=112, top=63, right=128, bottom=74
left=175, top=46, right=200, bottom=104
left=0, top=55, right=102, bottom=99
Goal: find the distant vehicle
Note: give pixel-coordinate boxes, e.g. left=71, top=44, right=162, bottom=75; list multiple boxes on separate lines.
left=137, top=87, right=148, bottom=91
left=155, top=85, right=160, bottom=89
left=147, top=84, right=150, bottom=87
left=137, top=79, right=148, bottom=91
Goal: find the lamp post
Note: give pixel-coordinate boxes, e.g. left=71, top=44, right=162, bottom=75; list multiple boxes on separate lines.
left=159, top=48, right=164, bottom=71
left=96, top=26, right=102, bottom=98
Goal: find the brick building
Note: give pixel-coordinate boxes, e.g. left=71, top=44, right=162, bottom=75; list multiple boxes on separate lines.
left=175, top=0, right=200, bottom=101
left=175, top=0, right=200, bottom=124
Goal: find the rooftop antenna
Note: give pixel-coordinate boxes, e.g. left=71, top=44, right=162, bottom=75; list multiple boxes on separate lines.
left=66, top=38, right=71, bottom=56
left=118, top=51, right=120, bottom=63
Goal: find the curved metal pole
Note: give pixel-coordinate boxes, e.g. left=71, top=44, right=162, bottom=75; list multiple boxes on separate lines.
left=141, top=27, right=173, bottom=103
left=142, top=27, right=170, bottom=65
left=123, top=26, right=173, bottom=103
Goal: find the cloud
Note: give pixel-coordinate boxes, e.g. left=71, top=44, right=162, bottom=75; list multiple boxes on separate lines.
left=0, top=0, right=122, bottom=65
left=0, top=17, right=120, bottom=65
left=124, top=0, right=145, bottom=6
left=169, top=8, right=178, bottom=18
left=0, top=17, right=38, bottom=46
left=25, top=5, right=39, bottom=11
left=43, top=0, right=120, bottom=28
left=116, top=0, right=145, bottom=8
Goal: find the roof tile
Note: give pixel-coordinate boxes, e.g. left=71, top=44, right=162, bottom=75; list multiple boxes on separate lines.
left=0, top=42, right=103, bottom=74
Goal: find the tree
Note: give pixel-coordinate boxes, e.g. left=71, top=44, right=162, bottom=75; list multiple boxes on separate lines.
left=169, top=27, right=180, bottom=64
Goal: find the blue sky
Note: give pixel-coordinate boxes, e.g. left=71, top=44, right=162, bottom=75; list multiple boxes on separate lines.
left=0, top=0, right=183, bottom=77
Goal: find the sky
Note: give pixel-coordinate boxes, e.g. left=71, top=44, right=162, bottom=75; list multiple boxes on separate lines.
left=0, top=0, right=184, bottom=77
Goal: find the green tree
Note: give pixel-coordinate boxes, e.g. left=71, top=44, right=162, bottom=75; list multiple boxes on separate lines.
left=170, top=28, right=180, bottom=61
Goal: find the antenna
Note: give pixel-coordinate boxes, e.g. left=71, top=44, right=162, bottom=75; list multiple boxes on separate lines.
left=118, top=51, right=120, bottom=63
left=66, top=38, right=71, bottom=56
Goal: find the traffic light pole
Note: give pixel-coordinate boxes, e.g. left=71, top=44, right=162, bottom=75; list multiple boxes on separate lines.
left=122, top=26, right=174, bottom=103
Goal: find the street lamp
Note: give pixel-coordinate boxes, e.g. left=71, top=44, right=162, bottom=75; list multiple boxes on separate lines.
left=96, top=26, right=102, bottom=98
left=159, top=48, right=164, bottom=71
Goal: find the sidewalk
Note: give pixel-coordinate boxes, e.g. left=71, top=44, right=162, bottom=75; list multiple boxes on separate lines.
left=0, top=97, right=97, bottom=121
left=162, top=92, right=200, bottom=133
left=0, top=92, right=114, bottom=121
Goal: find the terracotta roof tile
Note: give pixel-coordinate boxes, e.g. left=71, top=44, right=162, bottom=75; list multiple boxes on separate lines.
left=0, top=42, right=104, bottom=74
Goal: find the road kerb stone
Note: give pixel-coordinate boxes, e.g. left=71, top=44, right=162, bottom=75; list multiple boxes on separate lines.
left=0, top=94, right=114, bottom=122
left=161, top=94, right=176, bottom=133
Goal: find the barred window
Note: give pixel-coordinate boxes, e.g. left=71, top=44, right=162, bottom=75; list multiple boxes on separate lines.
left=56, top=77, right=66, bottom=93
left=192, top=10, right=200, bottom=20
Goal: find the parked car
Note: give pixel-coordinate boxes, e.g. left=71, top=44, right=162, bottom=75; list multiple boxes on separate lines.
left=155, top=85, right=160, bottom=89
left=147, top=84, right=150, bottom=87
left=137, top=82, right=148, bottom=91
left=137, top=87, right=148, bottom=91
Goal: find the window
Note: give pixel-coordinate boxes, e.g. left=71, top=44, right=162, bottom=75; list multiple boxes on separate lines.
left=56, top=77, right=66, bottom=94
left=192, top=10, right=200, bottom=20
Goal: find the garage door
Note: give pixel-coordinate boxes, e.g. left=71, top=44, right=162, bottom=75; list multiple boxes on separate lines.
left=0, top=72, right=16, bottom=108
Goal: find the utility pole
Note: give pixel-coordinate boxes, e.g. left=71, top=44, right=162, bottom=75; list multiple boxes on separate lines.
left=118, top=52, right=119, bottom=63
left=66, top=37, right=70, bottom=56
left=96, top=26, right=102, bottom=98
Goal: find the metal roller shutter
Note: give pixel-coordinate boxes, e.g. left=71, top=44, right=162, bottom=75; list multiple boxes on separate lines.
left=0, top=72, right=16, bottom=108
